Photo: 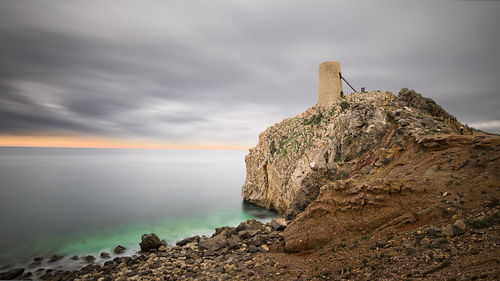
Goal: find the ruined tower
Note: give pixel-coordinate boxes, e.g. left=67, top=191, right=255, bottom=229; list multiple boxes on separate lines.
left=318, top=61, right=343, bottom=106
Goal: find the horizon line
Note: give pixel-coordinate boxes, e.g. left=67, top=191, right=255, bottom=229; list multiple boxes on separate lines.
left=0, top=135, right=251, bottom=151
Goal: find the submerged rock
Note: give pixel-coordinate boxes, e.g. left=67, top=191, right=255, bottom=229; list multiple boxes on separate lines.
left=0, top=268, right=24, bottom=280
left=48, top=254, right=63, bottom=263
left=83, top=255, right=96, bottom=263
left=113, top=245, right=126, bottom=254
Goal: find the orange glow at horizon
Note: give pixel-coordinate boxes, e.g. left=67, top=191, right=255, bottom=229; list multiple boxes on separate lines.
left=0, top=135, right=249, bottom=150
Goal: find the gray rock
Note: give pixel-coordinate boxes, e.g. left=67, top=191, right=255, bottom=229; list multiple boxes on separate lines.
left=442, top=224, right=455, bottom=237
left=236, top=219, right=264, bottom=232
left=454, top=220, right=467, bottom=232
left=176, top=235, right=200, bottom=246
left=270, top=218, right=287, bottom=231
left=213, top=226, right=236, bottom=238
left=248, top=245, right=258, bottom=253
left=184, top=248, right=197, bottom=259
left=100, top=252, right=111, bottom=259
left=375, top=240, right=386, bottom=248
left=28, top=260, right=41, bottom=268
left=227, top=236, right=241, bottom=250
left=70, top=255, right=79, bottom=260
left=48, top=254, right=63, bottom=263
left=139, top=233, right=166, bottom=252
left=114, top=245, right=126, bottom=254
left=0, top=268, right=24, bottom=280
left=83, top=255, right=96, bottom=263
left=238, top=229, right=258, bottom=240
left=247, top=234, right=266, bottom=247
left=199, top=235, right=228, bottom=251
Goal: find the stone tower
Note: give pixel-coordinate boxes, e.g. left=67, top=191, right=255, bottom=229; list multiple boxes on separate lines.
left=318, top=61, right=343, bottom=106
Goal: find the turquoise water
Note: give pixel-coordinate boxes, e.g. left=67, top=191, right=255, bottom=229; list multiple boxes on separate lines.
left=0, top=148, right=276, bottom=267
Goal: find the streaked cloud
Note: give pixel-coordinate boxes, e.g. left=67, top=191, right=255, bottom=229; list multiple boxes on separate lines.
left=0, top=0, right=499, bottom=147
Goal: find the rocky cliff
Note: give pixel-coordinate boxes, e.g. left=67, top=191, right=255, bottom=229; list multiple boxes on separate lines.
left=242, top=89, right=465, bottom=220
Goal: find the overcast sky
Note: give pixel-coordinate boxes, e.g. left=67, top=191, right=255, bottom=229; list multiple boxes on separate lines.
left=0, top=0, right=499, bottom=147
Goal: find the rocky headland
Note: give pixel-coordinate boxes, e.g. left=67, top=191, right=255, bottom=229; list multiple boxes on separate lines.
left=1, top=89, right=499, bottom=280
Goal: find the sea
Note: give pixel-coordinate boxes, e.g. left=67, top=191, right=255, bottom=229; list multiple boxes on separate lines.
left=0, top=147, right=276, bottom=270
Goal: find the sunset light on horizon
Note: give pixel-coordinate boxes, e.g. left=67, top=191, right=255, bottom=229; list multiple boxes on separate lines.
left=0, top=135, right=249, bottom=150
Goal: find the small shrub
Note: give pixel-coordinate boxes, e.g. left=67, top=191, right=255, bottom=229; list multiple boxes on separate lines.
left=281, top=149, right=287, bottom=158
left=340, top=101, right=349, bottom=111
left=269, top=140, right=277, bottom=156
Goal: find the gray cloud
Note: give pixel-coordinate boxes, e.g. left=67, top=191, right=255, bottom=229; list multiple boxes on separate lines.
left=0, top=0, right=499, bottom=146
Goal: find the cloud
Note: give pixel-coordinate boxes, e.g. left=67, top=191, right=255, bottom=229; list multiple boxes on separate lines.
left=0, top=0, right=499, bottom=146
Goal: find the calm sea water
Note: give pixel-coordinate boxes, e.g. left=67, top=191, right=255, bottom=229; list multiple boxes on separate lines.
left=0, top=147, right=276, bottom=268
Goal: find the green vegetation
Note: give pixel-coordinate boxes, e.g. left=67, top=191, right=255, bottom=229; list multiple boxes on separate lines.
left=329, top=107, right=336, bottom=116
left=303, top=111, right=324, bottom=126
left=269, top=140, right=277, bottom=156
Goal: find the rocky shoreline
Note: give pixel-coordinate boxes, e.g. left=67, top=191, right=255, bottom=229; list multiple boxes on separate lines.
left=0, top=218, right=288, bottom=281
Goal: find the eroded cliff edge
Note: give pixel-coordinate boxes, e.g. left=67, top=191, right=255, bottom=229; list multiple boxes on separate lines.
left=242, top=89, right=464, bottom=220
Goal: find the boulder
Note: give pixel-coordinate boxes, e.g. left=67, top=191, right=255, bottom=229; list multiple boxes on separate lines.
left=113, top=245, right=126, bottom=254
left=139, top=233, right=166, bottom=252
left=198, top=235, right=228, bottom=252
left=236, top=219, right=263, bottom=232
left=213, top=226, right=237, bottom=238
left=83, top=255, right=96, bottom=263
left=237, top=229, right=258, bottom=240
left=227, top=236, right=241, bottom=250
left=270, top=218, right=287, bottom=231
left=100, top=252, right=111, bottom=259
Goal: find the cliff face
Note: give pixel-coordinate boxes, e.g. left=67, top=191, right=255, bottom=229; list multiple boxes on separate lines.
left=242, top=89, right=465, bottom=220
